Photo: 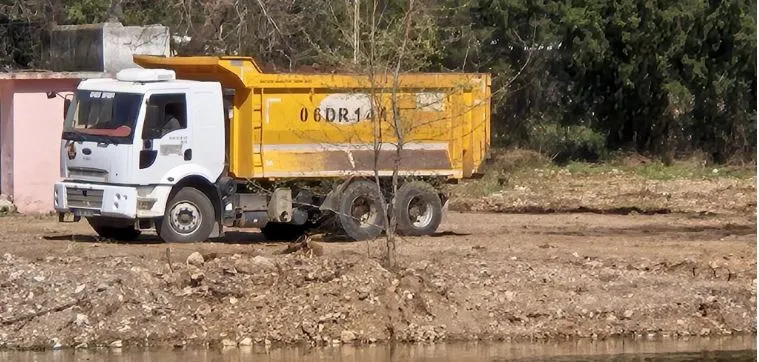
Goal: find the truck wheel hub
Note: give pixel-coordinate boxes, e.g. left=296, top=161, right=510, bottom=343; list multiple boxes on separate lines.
left=407, top=196, right=432, bottom=228
left=351, top=197, right=376, bottom=225
left=170, top=202, right=201, bottom=234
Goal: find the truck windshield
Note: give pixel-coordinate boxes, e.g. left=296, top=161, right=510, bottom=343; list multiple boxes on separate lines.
left=62, top=90, right=144, bottom=143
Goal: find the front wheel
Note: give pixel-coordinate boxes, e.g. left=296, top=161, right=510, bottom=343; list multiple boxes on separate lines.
left=87, top=217, right=141, bottom=241
left=157, top=187, right=215, bottom=243
left=395, top=181, right=442, bottom=236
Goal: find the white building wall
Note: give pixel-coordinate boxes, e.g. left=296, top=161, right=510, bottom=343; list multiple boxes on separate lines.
left=102, top=23, right=171, bottom=73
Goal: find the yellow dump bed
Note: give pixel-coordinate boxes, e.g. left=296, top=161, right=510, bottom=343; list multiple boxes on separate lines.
left=134, top=55, right=491, bottom=180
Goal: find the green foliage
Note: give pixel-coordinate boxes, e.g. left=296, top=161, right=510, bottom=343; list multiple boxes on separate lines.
left=3, top=0, right=755, bottom=163
left=62, top=0, right=111, bottom=24
left=527, top=124, right=607, bottom=164
left=437, top=0, right=756, bottom=163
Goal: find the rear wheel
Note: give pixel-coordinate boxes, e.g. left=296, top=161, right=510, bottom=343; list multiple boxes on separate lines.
left=87, top=217, right=141, bottom=241
left=338, top=180, right=386, bottom=241
left=395, top=181, right=442, bottom=236
left=157, top=187, right=215, bottom=243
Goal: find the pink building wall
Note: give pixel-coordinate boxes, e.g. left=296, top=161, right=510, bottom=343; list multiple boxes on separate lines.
left=10, top=79, right=78, bottom=214
left=1, top=75, right=113, bottom=214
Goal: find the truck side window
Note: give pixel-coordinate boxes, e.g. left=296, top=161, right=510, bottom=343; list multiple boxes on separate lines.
left=145, top=93, right=187, bottom=138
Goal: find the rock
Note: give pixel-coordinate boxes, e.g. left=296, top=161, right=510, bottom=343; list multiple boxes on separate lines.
left=74, top=313, right=89, bottom=326
left=239, top=337, right=253, bottom=346
left=0, top=195, right=15, bottom=214
left=190, top=270, right=204, bottom=286
left=222, top=264, right=238, bottom=275
left=230, top=297, right=238, bottom=305
left=195, top=304, right=211, bottom=317
left=33, top=276, right=45, bottom=282
left=251, top=256, right=276, bottom=271
left=340, top=330, right=357, bottom=343
left=186, top=252, right=205, bottom=267
left=504, top=291, right=516, bottom=302
left=301, top=321, right=317, bottom=337
left=75, top=284, right=86, bottom=294
left=403, top=290, right=414, bottom=300
left=356, top=287, right=370, bottom=300
left=110, top=340, right=123, bottom=348
left=234, top=260, right=255, bottom=275
left=606, top=314, right=617, bottom=322
left=221, top=338, right=237, bottom=347
left=235, top=256, right=277, bottom=274
left=96, top=283, right=108, bottom=292
left=623, top=310, right=634, bottom=319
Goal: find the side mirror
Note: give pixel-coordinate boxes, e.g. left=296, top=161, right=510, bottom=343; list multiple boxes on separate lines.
left=142, top=104, right=163, bottom=139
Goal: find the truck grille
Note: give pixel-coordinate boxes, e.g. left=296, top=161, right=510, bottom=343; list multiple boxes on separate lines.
left=68, top=167, right=108, bottom=182
left=66, top=188, right=104, bottom=209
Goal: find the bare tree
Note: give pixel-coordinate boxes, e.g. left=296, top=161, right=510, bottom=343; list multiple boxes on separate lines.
left=157, top=0, right=522, bottom=269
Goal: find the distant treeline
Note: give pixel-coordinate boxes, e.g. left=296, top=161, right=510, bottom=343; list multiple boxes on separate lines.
left=3, top=0, right=755, bottom=163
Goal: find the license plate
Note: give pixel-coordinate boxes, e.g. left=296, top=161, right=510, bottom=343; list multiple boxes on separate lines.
left=72, top=209, right=95, bottom=217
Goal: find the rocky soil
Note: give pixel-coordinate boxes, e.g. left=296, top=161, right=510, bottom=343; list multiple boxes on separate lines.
left=0, top=210, right=754, bottom=351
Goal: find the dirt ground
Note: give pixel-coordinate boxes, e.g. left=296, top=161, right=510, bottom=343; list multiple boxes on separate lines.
left=0, top=208, right=755, bottom=350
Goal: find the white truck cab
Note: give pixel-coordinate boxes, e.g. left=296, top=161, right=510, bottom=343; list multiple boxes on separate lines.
left=54, top=68, right=228, bottom=242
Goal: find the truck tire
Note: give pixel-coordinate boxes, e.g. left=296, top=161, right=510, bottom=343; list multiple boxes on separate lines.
left=157, top=187, right=215, bottom=243
left=338, top=180, right=386, bottom=241
left=86, top=217, right=141, bottom=241
left=261, top=222, right=306, bottom=241
left=395, top=181, right=442, bottom=236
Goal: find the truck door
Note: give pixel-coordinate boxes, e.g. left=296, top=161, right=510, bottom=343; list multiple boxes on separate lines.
left=137, top=92, right=193, bottom=184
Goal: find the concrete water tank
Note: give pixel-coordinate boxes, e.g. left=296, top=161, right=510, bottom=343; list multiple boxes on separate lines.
left=47, top=22, right=170, bottom=73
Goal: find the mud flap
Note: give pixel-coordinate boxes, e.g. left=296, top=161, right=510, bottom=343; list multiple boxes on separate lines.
left=439, top=192, right=450, bottom=225
left=319, top=177, right=355, bottom=214
left=210, top=221, right=224, bottom=238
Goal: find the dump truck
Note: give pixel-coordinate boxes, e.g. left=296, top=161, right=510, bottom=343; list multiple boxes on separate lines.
left=53, top=55, right=491, bottom=243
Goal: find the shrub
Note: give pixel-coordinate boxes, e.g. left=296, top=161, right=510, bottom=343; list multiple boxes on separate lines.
left=527, top=124, right=607, bottom=164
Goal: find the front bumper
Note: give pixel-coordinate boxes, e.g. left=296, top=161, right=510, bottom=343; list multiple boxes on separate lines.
left=54, top=182, right=138, bottom=219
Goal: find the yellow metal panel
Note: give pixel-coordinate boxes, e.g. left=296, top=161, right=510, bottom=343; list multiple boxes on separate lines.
left=229, top=88, right=256, bottom=178
left=133, top=55, right=491, bottom=181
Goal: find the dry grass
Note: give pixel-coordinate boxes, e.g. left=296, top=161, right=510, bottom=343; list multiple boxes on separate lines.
left=449, top=149, right=756, bottom=215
